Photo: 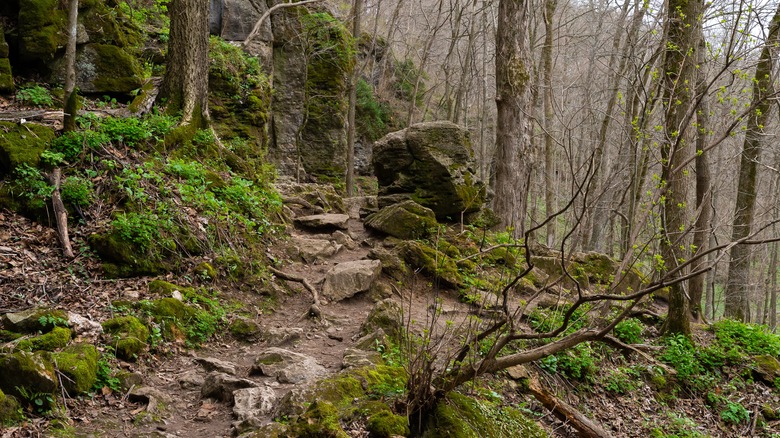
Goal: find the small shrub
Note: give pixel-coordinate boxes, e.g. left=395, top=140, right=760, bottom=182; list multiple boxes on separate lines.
left=603, top=367, right=640, bottom=394
left=613, top=318, right=643, bottom=344
left=9, top=164, right=53, bottom=209
left=61, top=176, right=94, bottom=207
left=93, top=353, right=121, bottom=392
left=719, top=398, right=750, bottom=425
left=16, top=85, right=54, bottom=107
left=712, top=319, right=780, bottom=356
left=111, top=212, right=161, bottom=252
left=99, top=117, right=150, bottom=147
left=539, top=342, right=596, bottom=381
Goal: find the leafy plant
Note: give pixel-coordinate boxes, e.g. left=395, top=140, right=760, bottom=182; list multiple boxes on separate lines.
left=61, top=176, right=94, bottom=207
left=93, top=354, right=121, bottom=392
left=539, top=342, right=596, bottom=381
left=111, top=212, right=162, bottom=252
left=14, top=386, right=55, bottom=414
left=356, top=79, right=390, bottom=141
left=712, top=319, right=780, bottom=356
left=602, top=367, right=641, bottom=394
left=613, top=318, right=644, bottom=344
left=16, top=85, right=54, bottom=107
left=9, top=164, right=53, bottom=209
left=37, top=315, right=69, bottom=329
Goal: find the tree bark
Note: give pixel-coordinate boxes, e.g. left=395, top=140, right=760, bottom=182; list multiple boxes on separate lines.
left=724, top=3, right=780, bottom=322
left=63, top=0, right=79, bottom=132
left=493, top=0, right=533, bottom=235
left=541, top=0, right=557, bottom=247
left=345, top=0, right=362, bottom=196
left=527, top=374, right=614, bottom=438
left=659, top=0, right=703, bottom=336
left=158, top=0, right=210, bottom=127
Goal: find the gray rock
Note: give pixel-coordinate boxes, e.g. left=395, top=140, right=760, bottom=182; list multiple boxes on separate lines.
left=263, top=327, right=304, bottom=346
left=179, top=370, right=205, bottom=389
left=201, top=372, right=258, bottom=403
left=0, top=352, right=57, bottom=398
left=332, top=230, right=358, bottom=250
left=373, top=121, right=486, bottom=220
left=233, top=386, right=277, bottom=421
left=361, top=299, right=403, bottom=337
left=291, top=236, right=341, bottom=263
left=506, top=365, right=530, bottom=380
left=354, top=328, right=388, bottom=351
left=294, top=214, right=350, bottom=231
left=212, top=0, right=272, bottom=42
left=365, top=200, right=438, bottom=240
left=51, top=44, right=143, bottom=94
left=250, top=348, right=327, bottom=384
left=322, top=260, right=382, bottom=302
left=195, top=357, right=238, bottom=375
left=368, top=248, right=408, bottom=281
left=342, top=348, right=381, bottom=369
left=129, top=386, right=173, bottom=407
left=2, top=308, right=67, bottom=333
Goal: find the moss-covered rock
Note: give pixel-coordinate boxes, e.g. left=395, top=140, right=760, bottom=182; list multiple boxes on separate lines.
left=16, top=326, right=71, bottom=351
left=0, top=122, right=56, bottom=176
left=17, top=0, right=66, bottom=64
left=398, top=241, right=462, bottom=288
left=360, top=299, right=403, bottom=339
left=0, top=388, right=22, bottom=425
left=148, top=280, right=195, bottom=297
left=80, top=44, right=143, bottom=94
left=194, top=262, right=217, bottom=281
left=88, top=231, right=171, bottom=278
left=138, top=297, right=221, bottom=345
left=0, top=351, right=58, bottom=399
left=229, top=317, right=262, bottom=342
left=289, top=400, right=349, bottom=438
left=102, top=316, right=149, bottom=360
left=1, top=308, right=69, bottom=334
left=365, top=200, right=438, bottom=240
left=0, top=58, right=13, bottom=94
left=51, top=343, right=98, bottom=394
left=424, top=392, right=548, bottom=437
left=367, top=409, right=410, bottom=437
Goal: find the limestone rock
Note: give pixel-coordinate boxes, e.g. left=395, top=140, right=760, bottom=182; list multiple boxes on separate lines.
left=360, top=300, right=403, bottom=338
left=233, top=386, right=277, bottom=421
left=179, top=370, right=205, bottom=389
left=365, top=200, right=438, bottom=240
left=129, top=386, right=173, bottom=407
left=368, top=248, right=408, bottom=281
left=754, top=355, right=780, bottom=384
left=0, top=123, right=56, bottom=177
left=51, top=343, right=98, bottom=394
left=229, top=317, right=262, bottom=342
left=506, top=365, right=530, bottom=380
left=342, top=348, right=381, bottom=369
left=0, top=351, right=57, bottom=398
left=373, top=121, right=486, bottom=220
left=66, top=312, right=103, bottom=339
left=202, top=372, right=258, bottom=403
left=195, top=357, right=238, bottom=375
left=250, top=348, right=327, bottom=384
left=291, top=236, right=341, bottom=263
left=322, top=260, right=382, bottom=302
left=263, top=327, right=304, bottom=346
left=212, top=0, right=271, bottom=42
left=294, top=214, right=350, bottom=231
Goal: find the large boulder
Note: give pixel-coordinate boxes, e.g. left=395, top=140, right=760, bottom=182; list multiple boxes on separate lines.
left=0, top=122, right=56, bottom=176
left=60, top=43, right=144, bottom=94
left=210, top=0, right=271, bottom=42
left=250, top=347, right=328, bottom=384
left=0, top=351, right=58, bottom=399
left=321, top=260, right=382, bottom=302
left=365, top=200, right=438, bottom=239
left=373, top=121, right=486, bottom=220
left=0, top=29, right=12, bottom=94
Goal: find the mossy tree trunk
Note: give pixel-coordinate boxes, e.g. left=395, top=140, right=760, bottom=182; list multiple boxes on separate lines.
left=493, top=0, right=532, bottom=235
left=63, top=0, right=78, bottom=132
left=158, top=0, right=210, bottom=128
left=541, top=0, right=556, bottom=247
left=345, top=0, right=362, bottom=196
left=658, top=0, right=703, bottom=336
left=724, top=3, right=780, bottom=322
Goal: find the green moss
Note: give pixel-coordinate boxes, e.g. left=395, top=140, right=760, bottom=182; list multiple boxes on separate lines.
left=0, top=388, right=22, bottom=425
left=88, top=231, right=170, bottom=278
left=365, top=201, right=438, bottom=240
left=399, top=241, right=462, bottom=288
left=16, top=326, right=71, bottom=352
left=139, top=296, right=222, bottom=345
left=194, top=262, right=217, bottom=281
left=0, top=351, right=58, bottom=398
left=0, top=331, right=22, bottom=342
left=290, top=400, right=350, bottom=438
left=367, top=410, right=409, bottom=437
left=0, top=122, right=56, bottom=175
left=90, top=44, right=143, bottom=93
left=17, top=0, right=66, bottom=63
left=425, top=392, right=547, bottom=438
left=1, top=308, right=68, bottom=334
left=0, top=59, right=13, bottom=94
left=148, top=280, right=195, bottom=297
left=51, top=343, right=98, bottom=394
left=102, top=316, right=149, bottom=360
left=229, top=318, right=261, bottom=341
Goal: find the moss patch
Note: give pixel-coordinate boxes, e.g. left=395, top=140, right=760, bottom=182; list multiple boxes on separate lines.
left=0, top=59, right=13, bottom=94
left=89, top=44, right=143, bottom=93
left=425, top=392, right=547, bottom=437
left=289, top=400, right=350, bottom=438
left=102, top=316, right=149, bottom=360
left=88, top=231, right=171, bottom=278
left=16, top=326, right=71, bottom=351
left=367, top=410, right=409, bottom=437
left=365, top=200, right=438, bottom=240
left=0, top=122, right=56, bottom=176
left=51, top=343, right=98, bottom=395
left=398, top=241, right=462, bottom=288
left=0, top=388, right=22, bottom=425
left=17, top=0, right=66, bottom=64
left=0, top=351, right=58, bottom=399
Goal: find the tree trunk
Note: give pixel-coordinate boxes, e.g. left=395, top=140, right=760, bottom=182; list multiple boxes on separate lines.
left=158, top=0, right=210, bottom=127
left=689, top=39, right=711, bottom=322
left=493, top=0, right=532, bottom=235
left=724, top=3, right=780, bottom=321
left=63, top=0, right=79, bottom=132
left=659, top=0, right=703, bottom=336
left=541, top=0, right=557, bottom=247
left=345, top=0, right=362, bottom=197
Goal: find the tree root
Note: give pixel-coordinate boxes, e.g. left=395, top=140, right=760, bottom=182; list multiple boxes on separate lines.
left=269, top=267, right=321, bottom=317
left=527, top=373, right=613, bottom=438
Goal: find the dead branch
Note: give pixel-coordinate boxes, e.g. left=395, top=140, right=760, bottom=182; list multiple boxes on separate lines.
left=48, top=168, right=75, bottom=259
left=599, top=335, right=677, bottom=376
left=527, top=373, right=614, bottom=438
left=241, top=0, right=323, bottom=48
left=269, top=266, right=321, bottom=317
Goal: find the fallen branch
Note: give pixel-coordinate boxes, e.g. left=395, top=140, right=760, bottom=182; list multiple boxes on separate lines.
left=242, top=0, right=323, bottom=48
left=599, top=335, right=677, bottom=376
left=48, top=168, right=75, bottom=259
left=527, top=374, right=614, bottom=438
left=269, top=267, right=321, bottom=317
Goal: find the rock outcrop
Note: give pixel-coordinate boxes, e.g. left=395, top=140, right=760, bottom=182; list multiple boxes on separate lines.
left=373, top=121, right=486, bottom=220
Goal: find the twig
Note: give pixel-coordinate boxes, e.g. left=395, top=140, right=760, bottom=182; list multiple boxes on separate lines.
left=241, top=0, right=324, bottom=48
left=599, top=335, right=677, bottom=376
left=47, top=168, right=75, bottom=259
left=269, top=267, right=321, bottom=317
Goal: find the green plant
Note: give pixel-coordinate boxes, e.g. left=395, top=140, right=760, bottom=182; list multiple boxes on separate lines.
left=14, top=386, right=55, bottom=414
left=649, top=413, right=706, bottom=438
left=9, top=164, right=53, bottom=209
left=719, top=398, right=750, bottom=425
left=61, top=176, right=94, bottom=208
left=111, top=212, right=162, bottom=252
left=712, top=319, right=780, bottom=356
left=37, top=315, right=69, bottom=329
left=356, top=79, right=390, bottom=141
left=613, top=318, right=644, bottom=344
left=602, top=367, right=640, bottom=394
left=660, top=334, right=703, bottom=381
left=16, top=85, right=54, bottom=107
left=539, top=342, right=596, bottom=381
left=94, top=354, right=121, bottom=392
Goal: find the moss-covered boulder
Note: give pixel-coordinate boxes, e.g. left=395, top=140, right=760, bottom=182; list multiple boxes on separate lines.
left=531, top=250, right=644, bottom=294
left=17, top=0, right=66, bottom=64
left=148, top=280, right=195, bottom=297
left=365, top=200, right=438, bottom=240
left=0, top=351, right=58, bottom=399
left=367, top=409, right=410, bottom=437
left=194, top=262, right=218, bottom=281
left=1, top=307, right=68, bottom=334
left=88, top=231, right=171, bottom=278
left=138, top=297, right=221, bottom=345
left=16, top=326, right=71, bottom=351
left=373, top=122, right=486, bottom=220
left=73, top=44, right=143, bottom=93
left=229, top=317, right=262, bottom=342
left=289, top=400, right=349, bottom=438
left=423, top=392, right=548, bottom=437
left=360, top=299, right=403, bottom=339
left=0, top=59, right=12, bottom=94
left=102, top=316, right=149, bottom=361
left=0, top=122, right=56, bottom=176
left=51, top=343, right=98, bottom=394
left=0, top=388, right=22, bottom=425
left=753, top=354, right=780, bottom=385
left=398, top=241, right=462, bottom=288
